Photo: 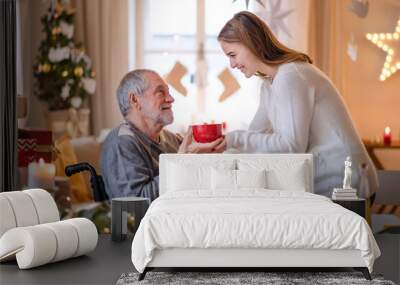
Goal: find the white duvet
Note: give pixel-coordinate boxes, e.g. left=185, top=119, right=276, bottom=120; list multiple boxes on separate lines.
left=131, top=190, right=380, bottom=273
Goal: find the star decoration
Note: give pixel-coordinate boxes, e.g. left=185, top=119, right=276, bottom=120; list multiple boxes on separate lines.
left=232, top=0, right=265, bottom=9
left=366, top=17, right=400, bottom=81
left=256, top=0, right=294, bottom=38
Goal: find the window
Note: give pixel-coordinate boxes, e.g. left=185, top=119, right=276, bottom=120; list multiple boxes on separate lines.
left=135, top=0, right=262, bottom=133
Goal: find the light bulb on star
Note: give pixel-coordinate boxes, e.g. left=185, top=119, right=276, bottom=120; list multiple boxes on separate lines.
left=366, top=17, right=400, bottom=81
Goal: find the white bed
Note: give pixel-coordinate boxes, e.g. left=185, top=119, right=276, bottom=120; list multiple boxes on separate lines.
left=131, top=154, right=380, bottom=280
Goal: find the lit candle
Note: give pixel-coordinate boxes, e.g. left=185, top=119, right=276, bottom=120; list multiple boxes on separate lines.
left=383, top=126, right=392, bottom=145
left=28, top=158, right=56, bottom=190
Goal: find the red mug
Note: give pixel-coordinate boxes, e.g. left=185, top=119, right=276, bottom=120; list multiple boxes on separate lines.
left=192, top=123, right=223, bottom=143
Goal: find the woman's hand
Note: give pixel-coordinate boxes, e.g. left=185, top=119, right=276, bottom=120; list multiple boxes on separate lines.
left=206, top=136, right=227, bottom=153
left=178, top=127, right=227, bottom=153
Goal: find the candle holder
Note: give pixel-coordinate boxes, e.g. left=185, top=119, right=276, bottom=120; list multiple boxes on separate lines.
left=27, top=158, right=56, bottom=190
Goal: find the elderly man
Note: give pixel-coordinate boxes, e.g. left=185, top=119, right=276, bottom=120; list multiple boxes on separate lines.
left=101, top=69, right=225, bottom=201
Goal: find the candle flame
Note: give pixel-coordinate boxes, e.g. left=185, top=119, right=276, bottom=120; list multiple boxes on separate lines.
left=384, top=126, right=391, bottom=134
left=39, top=158, right=45, bottom=166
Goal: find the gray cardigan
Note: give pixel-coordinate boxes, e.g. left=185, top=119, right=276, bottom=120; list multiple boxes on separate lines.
left=101, top=122, right=182, bottom=201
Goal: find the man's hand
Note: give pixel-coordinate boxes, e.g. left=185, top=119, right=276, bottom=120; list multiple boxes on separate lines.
left=178, top=127, right=227, bottom=153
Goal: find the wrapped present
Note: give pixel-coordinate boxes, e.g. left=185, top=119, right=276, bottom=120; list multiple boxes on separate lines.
left=17, top=138, right=37, bottom=167
left=18, top=129, right=53, bottom=162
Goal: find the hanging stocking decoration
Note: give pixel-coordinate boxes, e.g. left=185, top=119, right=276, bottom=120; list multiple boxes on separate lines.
left=165, top=61, right=188, bottom=96
left=217, top=68, right=240, bottom=102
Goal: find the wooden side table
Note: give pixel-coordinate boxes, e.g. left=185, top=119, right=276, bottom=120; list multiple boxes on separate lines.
left=363, top=140, right=400, bottom=170
left=332, top=198, right=368, bottom=220
left=111, top=197, right=149, bottom=242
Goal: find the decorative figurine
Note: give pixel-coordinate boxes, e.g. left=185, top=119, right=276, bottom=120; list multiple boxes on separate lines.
left=332, top=156, right=358, bottom=200
left=343, top=156, right=353, bottom=189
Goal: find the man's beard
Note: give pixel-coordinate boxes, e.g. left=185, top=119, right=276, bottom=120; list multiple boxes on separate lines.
left=157, top=113, right=173, bottom=126
left=141, top=103, right=174, bottom=127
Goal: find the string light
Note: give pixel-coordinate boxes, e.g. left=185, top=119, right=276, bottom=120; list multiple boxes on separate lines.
left=366, top=17, right=400, bottom=81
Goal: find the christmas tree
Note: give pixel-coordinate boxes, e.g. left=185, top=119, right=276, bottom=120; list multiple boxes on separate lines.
left=34, top=0, right=96, bottom=111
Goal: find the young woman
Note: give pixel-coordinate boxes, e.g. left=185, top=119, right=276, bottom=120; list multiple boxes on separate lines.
left=217, top=11, right=377, bottom=197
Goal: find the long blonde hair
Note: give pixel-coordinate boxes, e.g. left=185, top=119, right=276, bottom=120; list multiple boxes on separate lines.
left=218, top=11, right=312, bottom=67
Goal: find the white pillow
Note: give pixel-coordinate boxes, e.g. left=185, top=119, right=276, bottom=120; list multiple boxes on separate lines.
left=238, top=159, right=309, bottom=191
left=211, top=168, right=267, bottom=190
left=167, top=162, right=210, bottom=191
left=236, top=169, right=267, bottom=189
left=166, top=160, right=235, bottom=192
left=211, top=168, right=236, bottom=190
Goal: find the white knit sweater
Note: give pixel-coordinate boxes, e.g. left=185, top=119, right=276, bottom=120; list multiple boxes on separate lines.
left=226, top=62, right=378, bottom=197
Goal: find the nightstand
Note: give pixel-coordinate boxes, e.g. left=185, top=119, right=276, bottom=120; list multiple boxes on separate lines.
left=332, top=198, right=367, bottom=219
left=111, top=197, right=149, bottom=242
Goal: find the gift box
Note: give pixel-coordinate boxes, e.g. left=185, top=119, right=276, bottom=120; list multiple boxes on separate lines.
left=47, top=108, right=90, bottom=139
left=18, top=129, right=53, bottom=163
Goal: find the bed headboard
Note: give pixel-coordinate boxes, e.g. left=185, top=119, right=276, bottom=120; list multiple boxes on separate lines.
left=159, top=153, right=314, bottom=195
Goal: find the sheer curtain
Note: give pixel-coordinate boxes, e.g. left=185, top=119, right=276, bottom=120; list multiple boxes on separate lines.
left=73, top=0, right=130, bottom=135
left=0, top=0, right=17, bottom=192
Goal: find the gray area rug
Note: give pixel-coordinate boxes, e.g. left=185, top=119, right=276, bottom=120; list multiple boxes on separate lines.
left=116, top=271, right=396, bottom=285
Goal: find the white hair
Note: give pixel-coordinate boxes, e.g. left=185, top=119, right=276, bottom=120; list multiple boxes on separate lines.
left=116, top=69, right=158, bottom=117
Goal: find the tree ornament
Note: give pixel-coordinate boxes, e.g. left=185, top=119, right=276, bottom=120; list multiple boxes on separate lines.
left=42, top=64, right=51, bottom=73
left=61, top=84, right=71, bottom=100
left=51, top=27, right=60, bottom=36
left=74, top=66, right=84, bottom=77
